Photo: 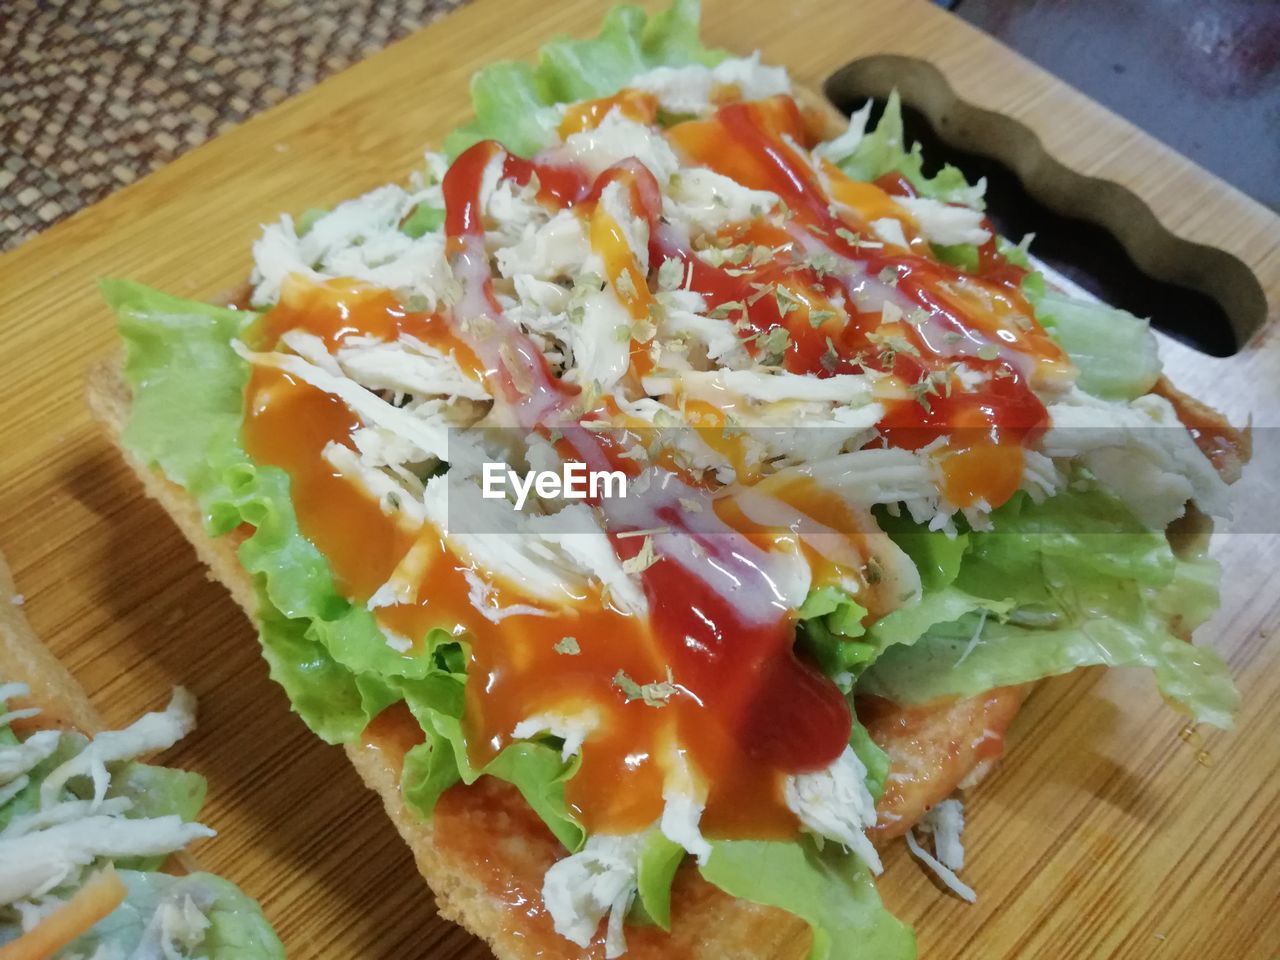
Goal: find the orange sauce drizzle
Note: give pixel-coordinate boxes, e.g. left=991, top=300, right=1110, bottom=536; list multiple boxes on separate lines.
left=941, top=443, right=1025, bottom=509
left=820, top=159, right=925, bottom=252
left=590, top=205, right=654, bottom=321
left=745, top=475, right=901, bottom=620
left=243, top=282, right=829, bottom=837
left=254, top=276, right=486, bottom=380
left=588, top=200, right=658, bottom=377
left=681, top=398, right=758, bottom=483
left=241, top=86, right=1084, bottom=843
left=664, top=95, right=1069, bottom=509
left=559, top=89, right=661, bottom=139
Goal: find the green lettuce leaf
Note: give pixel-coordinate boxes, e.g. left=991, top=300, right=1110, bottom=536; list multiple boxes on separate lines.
left=992, top=237, right=1050, bottom=303
left=1031, top=290, right=1161, bottom=401
left=798, top=585, right=868, bottom=636
left=793, top=512, right=988, bottom=681
left=444, top=0, right=723, bottom=159
left=796, top=586, right=875, bottom=687
left=401, top=202, right=445, bottom=238
left=955, top=489, right=1176, bottom=601
left=109, top=763, right=206, bottom=824
left=445, top=62, right=559, bottom=159
left=541, top=6, right=674, bottom=103
left=931, top=242, right=980, bottom=272
left=833, top=91, right=980, bottom=206
left=874, top=507, right=968, bottom=591
left=700, top=838, right=916, bottom=960
left=998, top=235, right=1032, bottom=270
left=1150, top=540, right=1221, bottom=637
left=254, top=601, right=400, bottom=744
left=848, top=715, right=890, bottom=804
left=632, top=831, right=685, bottom=929
left=396, top=672, right=586, bottom=851
left=860, top=490, right=1238, bottom=728
left=108, top=762, right=207, bottom=871
left=55, top=871, right=284, bottom=959
left=865, top=586, right=1011, bottom=660
left=858, top=580, right=1238, bottom=728
left=108, top=280, right=256, bottom=521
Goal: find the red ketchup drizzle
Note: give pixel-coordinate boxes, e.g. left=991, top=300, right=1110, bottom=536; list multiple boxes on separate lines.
left=629, top=505, right=852, bottom=774
left=973, top=223, right=1030, bottom=289
left=666, top=96, right=1061, bottom=507
left=264, top=90, right=1075, bottom=840
left=439, top=140, right=856, bottom=828
left=872, top=171, right=917, bottom=198
left=442, top=142, right=607, bottom=462
left=501, top=153, right=595, bottom=209
left=878, top=354, right=1049, bottom=450
left=442, top=141, right=491, bottom=242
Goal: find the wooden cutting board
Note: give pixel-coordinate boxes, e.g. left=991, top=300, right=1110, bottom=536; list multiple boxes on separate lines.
left=0, top=0, right=1276, bottom=957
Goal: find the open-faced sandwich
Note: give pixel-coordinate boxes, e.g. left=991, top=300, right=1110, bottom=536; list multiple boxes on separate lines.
left=0, top=552, right=284, bottom=959
left=90, top=2, right=1248, bottom=957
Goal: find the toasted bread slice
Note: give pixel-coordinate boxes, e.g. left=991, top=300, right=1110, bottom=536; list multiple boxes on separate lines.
left=0, top=554, right=102, bottom=736
left=89, top=356, right=1039, bottom=958
left=79, top=81, right=1158, bottom=958
left=0, top=548, right=210, bottom=883
left=78, top=80, right=1083, bottom=960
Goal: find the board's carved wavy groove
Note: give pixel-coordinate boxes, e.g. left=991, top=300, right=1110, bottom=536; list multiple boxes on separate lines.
left=825, top=55, right=1268, bottom=347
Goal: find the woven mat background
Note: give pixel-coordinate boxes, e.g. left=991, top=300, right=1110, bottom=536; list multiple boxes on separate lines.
left=0, top=0, right=467, bottom=251
left=4, top=0, right=1272, bottom=253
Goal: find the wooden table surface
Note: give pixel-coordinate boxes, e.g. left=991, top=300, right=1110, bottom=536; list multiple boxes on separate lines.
left=0, top=0, right=1277, bottom=957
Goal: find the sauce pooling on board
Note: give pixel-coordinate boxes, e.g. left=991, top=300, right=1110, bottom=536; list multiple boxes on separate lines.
left=242, top=88, right=1070, bottom=838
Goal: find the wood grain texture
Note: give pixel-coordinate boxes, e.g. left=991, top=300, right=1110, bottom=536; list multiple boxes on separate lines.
left=0, top=0, right=1276, bottom=957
